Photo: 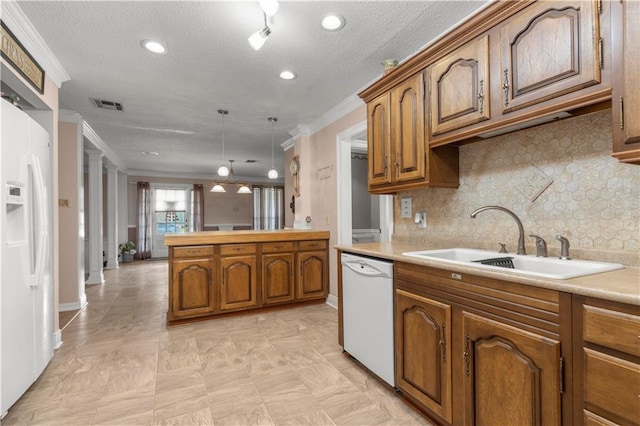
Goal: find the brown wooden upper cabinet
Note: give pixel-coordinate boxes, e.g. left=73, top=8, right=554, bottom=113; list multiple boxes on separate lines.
left=500, top=0, right=601, bottom=114
left=428, top=35, right=491, bottom=136
left=367, top=74, right=425, bottom=190
left=367, top=92, right=392, bottom=187
left=612, top=0, right=640, bottom=164
left=365, top=72, right=459, bottom=193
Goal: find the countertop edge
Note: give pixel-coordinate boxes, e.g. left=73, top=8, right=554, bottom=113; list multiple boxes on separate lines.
left=165, top=229, right=330, bottom=246
left=335, top=243, right=640, bottom=307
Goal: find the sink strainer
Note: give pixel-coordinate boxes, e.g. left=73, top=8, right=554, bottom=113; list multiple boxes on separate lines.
left=472, top=256, right=515, bottom=269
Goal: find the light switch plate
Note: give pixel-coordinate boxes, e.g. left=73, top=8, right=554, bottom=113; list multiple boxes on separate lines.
left=401, top=197, right=412, bottom=218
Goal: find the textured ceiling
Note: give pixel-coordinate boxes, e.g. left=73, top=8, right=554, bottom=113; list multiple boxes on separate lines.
left=16, top=1, right=486, bottom=179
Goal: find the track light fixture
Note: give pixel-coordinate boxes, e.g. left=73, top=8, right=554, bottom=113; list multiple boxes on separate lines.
left=267, top=117, right=278, bottom=179
left=259, top=0, right=279, bottom=17
left=248, top=12, right=271, bottom=51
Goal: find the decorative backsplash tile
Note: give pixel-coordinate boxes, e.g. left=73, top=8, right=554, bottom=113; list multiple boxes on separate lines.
left=393, top=110, right=640, bottom=266
left=516, top=165, right=553, bottom=202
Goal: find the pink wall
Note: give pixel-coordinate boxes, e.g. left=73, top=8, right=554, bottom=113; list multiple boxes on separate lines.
left=294, top=105, right=366, bottom=297
left=58, top=121, right=82, bottom=305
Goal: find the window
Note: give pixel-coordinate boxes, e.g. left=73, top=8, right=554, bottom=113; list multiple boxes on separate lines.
left=154, top=188, right=187, bottom=234
left=253, top=186, right=284, bottom=230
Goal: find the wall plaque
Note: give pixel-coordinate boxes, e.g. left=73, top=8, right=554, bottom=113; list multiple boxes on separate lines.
left=1, top=20, right=45, bottom=94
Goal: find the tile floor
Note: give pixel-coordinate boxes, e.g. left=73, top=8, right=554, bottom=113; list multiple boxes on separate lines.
left=2, top=261, right=431, bottom=425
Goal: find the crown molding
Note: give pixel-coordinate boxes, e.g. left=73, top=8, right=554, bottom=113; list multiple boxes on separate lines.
left=289, top=125, right=310, bottom=138
left=1, top=0, right=70, bottom=88
left=83, top=121, right=126, bottom=171
left=305, top=94, right=364, bottom=136
left=280, top=138, right=295, bottom=151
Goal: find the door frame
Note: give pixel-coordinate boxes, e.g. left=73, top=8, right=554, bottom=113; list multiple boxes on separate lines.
left=150, top=183, right=192, bottom=258
left=336, top=120, right=393, bottom=245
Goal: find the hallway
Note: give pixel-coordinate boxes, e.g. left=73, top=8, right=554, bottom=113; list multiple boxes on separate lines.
left=2, top=261, right=430, bottom=425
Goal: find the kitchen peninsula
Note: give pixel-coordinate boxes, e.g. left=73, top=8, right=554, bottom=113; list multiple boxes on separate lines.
left=165, top=230, right=329, bottom=324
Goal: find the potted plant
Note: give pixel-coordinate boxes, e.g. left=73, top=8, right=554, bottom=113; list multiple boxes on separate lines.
left=119, top=241, right=136, bottom=263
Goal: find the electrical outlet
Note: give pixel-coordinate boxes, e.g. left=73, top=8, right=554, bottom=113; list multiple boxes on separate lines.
left=401, top=198, right=412, bottom=218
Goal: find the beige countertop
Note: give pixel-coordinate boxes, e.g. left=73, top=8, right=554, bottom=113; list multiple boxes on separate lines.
left=165, top=229, right=330, bottom=246
left=335, top=242, right=640, bottom=306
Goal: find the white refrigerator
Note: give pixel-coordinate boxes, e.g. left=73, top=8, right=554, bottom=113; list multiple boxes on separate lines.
left=0, top=98, right=54, bottom=417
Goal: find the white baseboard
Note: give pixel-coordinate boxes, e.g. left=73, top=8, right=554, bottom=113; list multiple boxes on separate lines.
left=326, top=294, right=338, bottom=309
left=59, top=294, right=87, bottom=312
left=53, top=329, right=63, bottom=349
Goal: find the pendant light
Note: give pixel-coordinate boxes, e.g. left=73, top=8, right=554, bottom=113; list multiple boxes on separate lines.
left=217, top=110, right=230, bottom=177
left=267, top=117, right=278, bottom=179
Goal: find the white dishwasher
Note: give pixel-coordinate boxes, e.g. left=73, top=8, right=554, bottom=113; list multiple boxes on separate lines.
left=341, top=253, right=395, bottom=387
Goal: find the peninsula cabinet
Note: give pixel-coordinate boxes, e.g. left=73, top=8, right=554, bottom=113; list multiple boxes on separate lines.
left=573, top=296, right=640, bottom=425
left=170, top=246, right=215, bottom=319
left=612, top=0, right=640, bottom=164
left=219, top=243, right=258, bottom=311
left=296, top=240, right=329, bottom=300
left=394, top=262, right=570, bottom=426
left=261, top=242, right=295, bottom=305
left=165, top=231, right=329, bottom=324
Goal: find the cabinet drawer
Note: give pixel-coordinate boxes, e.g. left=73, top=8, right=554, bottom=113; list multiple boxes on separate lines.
left=583, top=410, right=619, bottom=426
left=583, top=348, right=640, bottom=425
left=220, top=244, right=256, bottom=256
left=583, top=305, right=640, bottom=357
left=173, top=245, right=214, bottom=258
left=262, top=242, right=295, bottom=253
left=298, top=240, right=327, bottom=251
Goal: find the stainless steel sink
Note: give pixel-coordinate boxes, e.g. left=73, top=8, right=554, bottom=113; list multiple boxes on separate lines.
left=402, top=248, right=624, bottom=279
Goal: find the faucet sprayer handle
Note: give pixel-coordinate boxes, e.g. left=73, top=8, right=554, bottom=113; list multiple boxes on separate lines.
left=555, top=235, right=571, bottom=260
left=529, top=235, right=547, bottom=257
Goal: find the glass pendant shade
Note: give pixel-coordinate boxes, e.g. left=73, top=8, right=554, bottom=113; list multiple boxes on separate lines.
left=217, top=164, right=230, bottom=177
left=237, top=185, right=252, bottom=194
left=268, top=168, right=278, bottom=179
left=210, top=184, right=226, bottom=193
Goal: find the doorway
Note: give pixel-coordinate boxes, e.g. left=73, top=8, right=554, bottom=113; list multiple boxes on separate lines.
left=337, top=121, right=393, bottom=245
left=150, top=185, right=191, bottom=258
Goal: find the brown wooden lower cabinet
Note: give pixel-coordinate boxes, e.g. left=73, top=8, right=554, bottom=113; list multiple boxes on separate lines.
left=462, top=311, right=561, bottom=426
left=220, top=255, right=258, bottom=311
left=167, top=238, right=329, bottom=323
left=573, top=296, right=640, bottom=426
left=395, top=289, right=452, bottom=423
left=393, top=261, right=569, bottom=426
left=297, top=250, right=328, bottom=300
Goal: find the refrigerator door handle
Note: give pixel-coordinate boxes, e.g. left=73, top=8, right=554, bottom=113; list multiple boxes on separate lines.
left=29, top=155, right=47, bottom=289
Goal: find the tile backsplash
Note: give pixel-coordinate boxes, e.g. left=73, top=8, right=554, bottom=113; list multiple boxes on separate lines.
left=393, top=110, right=640, bottom=267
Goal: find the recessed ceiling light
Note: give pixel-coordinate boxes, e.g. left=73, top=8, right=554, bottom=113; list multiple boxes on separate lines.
left=321, top=14, right=345, bottom=31
left=280, top=70, right=297, bottom=80
left=140, top=40, right=167, bottom=54
left=142, top=151, right=159, bottom=156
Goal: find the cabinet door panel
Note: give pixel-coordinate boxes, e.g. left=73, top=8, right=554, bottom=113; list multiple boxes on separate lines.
left=395, top=290, right=452, bottom=422
left=367, top=93, right=392, bottom=187
left=612, top=0, right=640, bottom=162
left=463, top=311, right=561, bottom=426
left=392, top=74, right=425, bottom=182
left=500, top=0, right=600, bottom=114
left=297, top=251, right=327, bottom=300
left=262, top=253, right=295, bottom=305
left=429, top=35, right=490, bottom=136
left=220, top=256, right=257, bottom=310
left=171, top=259, right=215, bottom=318
left=583, top=348, right=640, bottom=425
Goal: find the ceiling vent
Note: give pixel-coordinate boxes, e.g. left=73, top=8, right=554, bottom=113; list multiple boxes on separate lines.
left=245, top=159, right=259, bottom=163
left=90, top=98, right=124, bottom=111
